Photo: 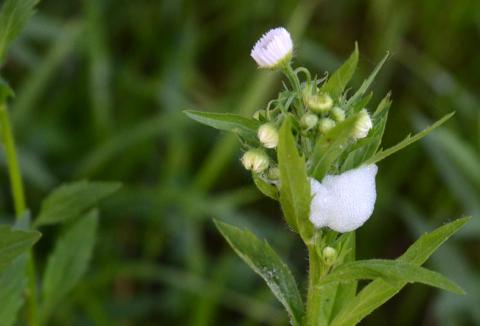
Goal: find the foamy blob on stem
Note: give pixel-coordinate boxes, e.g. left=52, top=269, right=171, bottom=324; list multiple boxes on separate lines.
left=309, top=164, right=378, bottom=232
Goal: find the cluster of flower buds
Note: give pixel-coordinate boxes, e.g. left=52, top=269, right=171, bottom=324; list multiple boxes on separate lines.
left=242, top=27, right=373, bottom=182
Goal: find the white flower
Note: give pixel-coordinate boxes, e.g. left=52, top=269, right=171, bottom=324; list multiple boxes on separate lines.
left=353, top=109, right=373, bottom=139
left=309, top=164, right=378, bottom=232
left=257, top=123, right=279, bottom=148
left=250, top=27, right=293, bottom=69
left=241, top=149, right=269, bottom=173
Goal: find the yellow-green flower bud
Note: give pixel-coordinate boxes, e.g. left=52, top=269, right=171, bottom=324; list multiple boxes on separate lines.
left=268, top=166, right=280, bottom=180
left=300, top=113, right=319, bottom=130
left=305, top=93, right=333, bottom=113
left=257, top=123, right=279, bottom=149
left=252, top=110, right=265, bottom=120
left=318, top=118, right=336, bottom=133
left=322, top=246, right=337, bottom=266
left=241, top=149, right=269, bottom=173
left=331, top=106, right=345, bottom=122
left=353, top=109, right=372, bottom=139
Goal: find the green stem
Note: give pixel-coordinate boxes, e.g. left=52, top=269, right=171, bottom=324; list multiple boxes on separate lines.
left=283, top=63, right=302, bottom=94
left=0, top=103, right=26, bottom=218
left=305, top=246, right=323, bottom=326
left=0, top=102, right=38, bottom=326
left=26, top=257, right=39, bottom=326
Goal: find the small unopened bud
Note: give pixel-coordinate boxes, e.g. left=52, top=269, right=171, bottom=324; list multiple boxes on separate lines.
left=322, top=246, right=337, bottom=265
left=305, top=93, right=333, bottom=113
left=241, top=149, right=269, bottom=173
left=268, top=167, right=280, bottom=180
left=253, top=110, right=265, bottom=120
left=331, top=106, right=345, bottom=122
left=353, top=109, right=372, bottom=139
left=300, top=113, right=319, bottom=130
left=258, top=123, right=279, bottom=149
left=318, top=118, right=336, bottom=133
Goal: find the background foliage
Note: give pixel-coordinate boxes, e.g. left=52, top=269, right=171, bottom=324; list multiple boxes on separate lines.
left=0, top=0, right=478, bottom=325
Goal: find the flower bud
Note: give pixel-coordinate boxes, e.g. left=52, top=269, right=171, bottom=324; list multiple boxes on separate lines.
left=300, top=113, right=318, bottom=130
left=268, top=167, right=280, bottom=180
left=322, top=246, right=337, bottom=266
left=353, top=109, right=372, bottom=139
left=250, top=27, right=293, bottom=69
left=318, top=118, right=336, bottom=134
left=241, top=149, right=269, bottom=173
left=252, top=110, right=265, bottom=120
left=305, top=93, right=333, bottom=113
left=257, top=123, right=279, bottom=149
left=331, top=106, right=345, bottom=122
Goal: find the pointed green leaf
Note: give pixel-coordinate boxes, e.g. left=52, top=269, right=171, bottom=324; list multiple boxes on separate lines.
left=331, top=217, right=469, bottom=326
left=365, top=112, right=454, bottom=165
left=35, top=180, right=121, bottom=226
left=320, top=259, right=464, bottom=294
left=320, top=44, right=358, bottom=99
left=310, top=113, right=360, bottom=180
left=0, top=77, right=14, bottom=102
left=252, top=174, right=278, bottom=200
left=0, top=256, right=28, bottom=326
left=214, top=220, right=304, bottom=326
left=277, top=117, right=313, bottom=240
left=347, top=51, right=389, bottom=106
left=341, top=94, right=391, bottom=171
left=0, top=0, right=39, bottom=61
left=184, top=110, right=261, bottom=143
left=329, top=232, right=357, bottom=319
left=0, top=226, right=40, bottom=272
left=41, top=210, right=98, bottom=323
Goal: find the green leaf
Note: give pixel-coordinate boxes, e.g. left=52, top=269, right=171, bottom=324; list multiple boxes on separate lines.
left=346, top=51, right=389, bottom=106
left=41, top=210, right=98, bottom=323
left=0, top=0, right=39, bottom=61
left=35, top=180, right=121, bottom=226
left=0, top=226, right=40, bottom=272
left=252, top=174, right=278, bottom=200
left=0, top=256, right=28, bottom=326
left=365, top=112, right=454, bottom=165
left=184, top=110, right=261, bottom=143
left=310, top=113, right=360, bottom=180
left=320, top=44, right=359, bottom=99
left=277, top=117, right=313, bottom=240
left=320, top=259, right=464, bottom=294
left=0, top=77, right=14, bottom=102
left=214, top=220, right=304, bottom=326
left=331, top=217, right=469, bottom=326
left=341, top=94, right=391, bottom=171
left=329, top=232, right=357, bottom=319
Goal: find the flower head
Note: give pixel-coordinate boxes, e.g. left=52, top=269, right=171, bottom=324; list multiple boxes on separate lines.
left=353, top=109, right=373, bottom=139
left=309, top=164, right=378, bottom=232
left=305, top=93, right=333, bottom=113
left=241, top=149, right=269, bottom=173
left=331, top=106, right=345, bottom=122
left=257, top=123, right=279, bottom=148
left=300, top=113, right=319, bottom=130
left=250, top=27, right=293, bottom=69
left=318, top=118, right=336, bottom=133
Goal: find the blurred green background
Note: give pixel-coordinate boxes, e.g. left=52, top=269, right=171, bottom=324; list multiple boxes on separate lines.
left=1, top=0, right=479, bottom=325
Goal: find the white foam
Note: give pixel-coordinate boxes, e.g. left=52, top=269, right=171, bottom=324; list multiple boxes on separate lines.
left=309, top=164, right=378, bottom=233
